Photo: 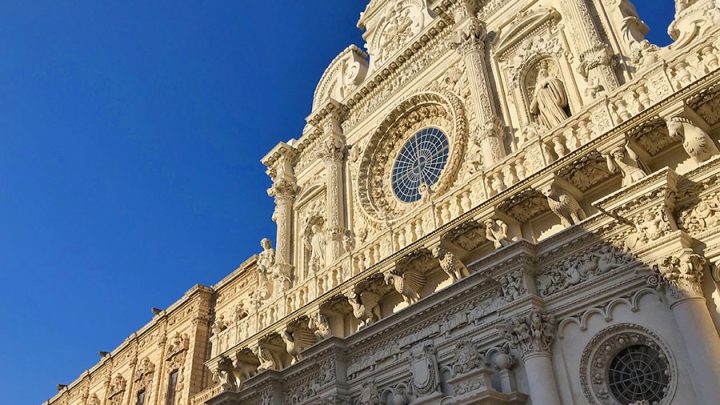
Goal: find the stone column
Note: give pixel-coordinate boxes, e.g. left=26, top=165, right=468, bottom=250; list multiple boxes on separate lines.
left=265, top=145, right=298, bottom=281
left=317, top=110, right=346, bottom=264
left=649, top=248, right=720, bottom=404
left=500, top=309, right=562, bottom=405
left=559, top=0, right=619, bottom=95
left=448, top=6, right=505, bottom=168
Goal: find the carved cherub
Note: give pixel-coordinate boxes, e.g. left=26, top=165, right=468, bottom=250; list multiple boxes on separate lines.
left=637, top=209, right=669, bottom=241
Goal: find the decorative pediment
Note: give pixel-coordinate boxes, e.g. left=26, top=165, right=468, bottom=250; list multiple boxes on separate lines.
left=312, top=45, right=369, bottom=112
left=495, top=6, right=561, bottom=55
left=166, top=332, right=190, bottom=370
left=359, top=0, right=434, bottom=70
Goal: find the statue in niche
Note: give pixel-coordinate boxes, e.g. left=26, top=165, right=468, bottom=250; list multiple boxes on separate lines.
left=305, top=224, right=326, bottom=274
left=604, top=142, right=648, bottom=187
left=256, top=238, right=275, bottom=299
left=529, top=61, right=570, bottom=129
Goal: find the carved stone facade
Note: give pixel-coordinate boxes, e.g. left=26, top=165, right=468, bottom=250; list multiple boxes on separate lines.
left=47, top=1, right=720, bottom=405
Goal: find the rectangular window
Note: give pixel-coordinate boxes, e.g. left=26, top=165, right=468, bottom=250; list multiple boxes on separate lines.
left=136, top=389, right=146, bottom=405
left=165, top=370, right=178, bottom=405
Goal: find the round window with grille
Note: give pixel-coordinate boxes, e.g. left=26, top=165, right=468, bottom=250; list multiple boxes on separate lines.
left=390, top=127, right=449, bottom=203
left=580, top=324, right=676, bottom=405
left=608, top=344, right=670, bottom=404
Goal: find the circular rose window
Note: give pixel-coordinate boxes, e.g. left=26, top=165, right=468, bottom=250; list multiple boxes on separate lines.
left=390, top=127, right=449, bottom=203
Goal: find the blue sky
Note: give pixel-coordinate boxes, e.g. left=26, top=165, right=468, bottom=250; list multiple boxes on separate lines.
left=0, top=1, right=673, bottom=403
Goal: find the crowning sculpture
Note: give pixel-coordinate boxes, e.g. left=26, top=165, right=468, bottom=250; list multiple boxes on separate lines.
left=47, top=1, right=720, bottom=405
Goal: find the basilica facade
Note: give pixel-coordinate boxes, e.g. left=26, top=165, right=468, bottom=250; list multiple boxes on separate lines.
left=45, top=0, right=720, bottom=404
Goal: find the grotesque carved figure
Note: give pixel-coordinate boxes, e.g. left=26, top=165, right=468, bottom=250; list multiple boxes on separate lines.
left=305, top=224, right=326, bottom=274
left=432, top=247, right=471, bottom=282
left=255, top=346, right=277, bottom=373
left=345, top=291, right=381, bottom=328
left=212, top=314, right=229, bottom=336
left=358, top=379, right=380, bottom=405
left=666, top=115, right=719, bottom=172
left=384, top=270, right=424, bottom=304
left=309, top=312, right=332, bottom=340
left=483, top=219, right=513, bottom=249
left=604, top=142, right=648, bottom=187
left=543, top=184, right=587, bottom=228
left=530, top=61, right=570, bottom=129
left=280, top=328, right=317, bottom=365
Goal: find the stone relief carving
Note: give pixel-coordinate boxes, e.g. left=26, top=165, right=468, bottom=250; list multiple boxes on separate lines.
left=499, top=271, right=526, bottom=302
left=255, top=345, right=278, bottom=373
left=647, top=249, right=707, bottom=300
left=365, top=0, right=430, bottom=69
left=499, top=309, right=556, bottom=357
left=356, top=379, right=380, bottom=405
left=538, top=245, right=632, bottom=296
left=304, top=223, right=326, bottom=275
left=625, top=206, right=673, bottom=249
left=407, top=343, right=441, bottom=399
left=312, top=45, right=369, bottom=111
left=678, top=192, right=720, bottom=232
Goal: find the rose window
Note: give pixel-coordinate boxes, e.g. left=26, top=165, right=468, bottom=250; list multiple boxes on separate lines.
left=391, top=127, right=449, bottom=203
left=608, top=345, right=670, bottom=404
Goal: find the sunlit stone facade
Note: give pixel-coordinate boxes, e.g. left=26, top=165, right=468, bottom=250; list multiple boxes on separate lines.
left=46, top=1, right=720, bottom=404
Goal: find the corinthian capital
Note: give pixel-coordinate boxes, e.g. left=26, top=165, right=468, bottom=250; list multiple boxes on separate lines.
left=267, top=178, right=298, bottom=200
left=648, top=249, right=707, bottom=301
left=317, top=133, right=345, bottom=163
left=449, top=16, right=487, bottom=55
left=499, top=309, right=556, bottom=358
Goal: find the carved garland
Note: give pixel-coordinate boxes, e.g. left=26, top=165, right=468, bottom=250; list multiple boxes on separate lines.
left=356, top=90, right=468, bottom=223
left=580, top=324, right=676, bottom=405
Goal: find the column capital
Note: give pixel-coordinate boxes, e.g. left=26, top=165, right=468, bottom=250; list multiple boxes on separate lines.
left=267, top=178, right=298, bottom=201
left=448, top=16, right=487, bottom=55
left=648, top=248, right=707, bottom=303
left=317, top=133, right=345, bottom=163
left=499, top=309, right=556, bottom=359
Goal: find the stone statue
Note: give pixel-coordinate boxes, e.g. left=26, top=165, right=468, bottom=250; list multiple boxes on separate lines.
left=309, top=312, right=332, bottom=340
left=604, top=142, right=648, bottom=187
left=530, top=62, right=570, bottom=129
left=432, top=247, right=470, bottom=282
left=305, top=224, right=326, bottom=274
left=484, top=219, right=513, bottom=249
left=255, top=346, right=276, bottom=372
left=256, top=239, right=275, bottom=299
left=544, top=185, right=587, bottom=228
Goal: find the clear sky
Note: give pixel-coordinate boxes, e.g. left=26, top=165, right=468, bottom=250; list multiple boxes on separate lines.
left=0, top=1, right=673, bottom=403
